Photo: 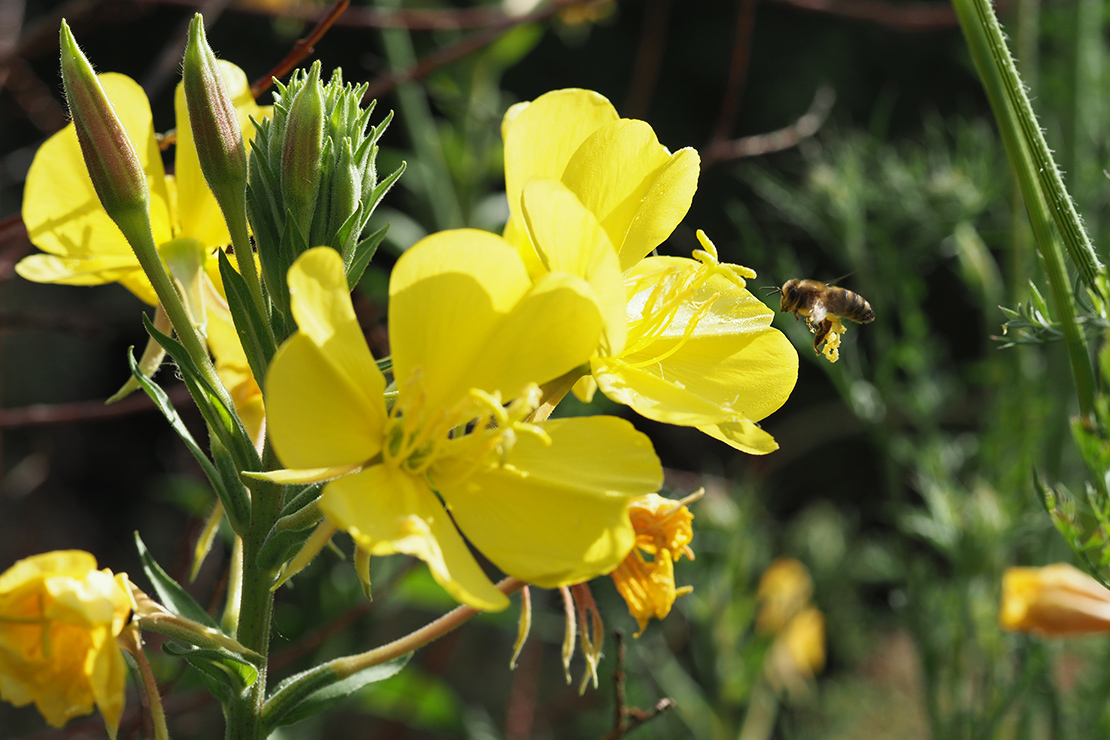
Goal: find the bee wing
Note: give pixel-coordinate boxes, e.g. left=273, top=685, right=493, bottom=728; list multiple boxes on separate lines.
left=809, top=299, right=828, bottom=324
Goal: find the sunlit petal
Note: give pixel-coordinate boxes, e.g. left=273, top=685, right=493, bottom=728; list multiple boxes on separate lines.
left=321, top=465, right=510, bottom=611
left=560, top=120, right=699, bottom=270
left=442, top=416, right=659, bottom=587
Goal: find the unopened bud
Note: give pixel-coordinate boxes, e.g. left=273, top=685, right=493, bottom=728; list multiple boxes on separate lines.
left=58, top=19, right=149, bottom=223
left=281, top=61, right=324, bottom=241
left=183, top=14, right=247, bottom=213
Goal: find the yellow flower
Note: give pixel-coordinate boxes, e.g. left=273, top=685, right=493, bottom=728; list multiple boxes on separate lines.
left=766, top=606, right=825, bottom=695
left=18, top=63, right=268, bottom=304
left=1000, top=563, right=1110, bottom=636
left=501, top=89, right=797, bottom=454
left=0, top=551, right=131, bottom=737
left=610, top=491, right=699, bottom=636
left=756, top=557, right=814, bottom=635
left=264, top=242, right=663, bottom=611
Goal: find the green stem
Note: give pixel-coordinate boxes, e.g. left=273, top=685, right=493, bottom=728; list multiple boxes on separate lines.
left=225, top=445, right=286, bottom=740
left=952, top=0, right=1098, bottom=417
left=225, top=189, right=269, bottom=323
left=116, top=208, right=237, bottom=413
left=953, top=0, right=1103, bottom=295
left=261, top=577, right=525, bottom=733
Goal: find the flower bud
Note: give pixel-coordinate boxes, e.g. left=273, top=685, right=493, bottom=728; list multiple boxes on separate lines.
left=182, top=14, right=247, bottom=215
left=1001, top=563, right=1110, bottom=636
left=281, top=61, right=324, bottom=241
left=58, top=19, right=149, bottom=225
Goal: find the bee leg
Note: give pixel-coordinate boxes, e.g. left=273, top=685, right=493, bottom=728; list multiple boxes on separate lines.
left=812, top=320, right=832, bottom=353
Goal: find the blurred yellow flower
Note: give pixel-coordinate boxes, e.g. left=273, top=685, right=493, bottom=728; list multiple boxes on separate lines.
left=501, top=89, right=797, bottom=454
left=1001, top=563, right=1110, bottom=636
left=756, top=557, right=814, bottom=634
left=610, top=491, right=699, bottom=636
left=18, top=63, right=268, bottom=305
left=766, top=606, right=826, bottom=694
left=756, top=558, right=825, bottom=696
left=0, top=551, right=131, bottom=737
left=263, top=243, right=663, bottom=611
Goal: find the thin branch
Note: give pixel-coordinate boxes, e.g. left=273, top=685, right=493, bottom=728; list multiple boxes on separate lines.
left=765, top=0, right=958, bottom=31
left=622, top=0, right=671, bottom=118
left=0, top=384, right=192, bottom=428
left=705, top=85, right=836, bottom=166
left=249, top=0, right=350, bottom=99
left=709, top=0, right=760, bottom=151
left=598, top=631, right=675, bottom=740
left=361, top=0, right=605, bottom=103
left=144, top=0, right=510, bottom=30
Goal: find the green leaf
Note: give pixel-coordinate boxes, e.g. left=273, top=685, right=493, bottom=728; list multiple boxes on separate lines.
left=134, top=531, right=218, bottom=629
left=143, top=313, right=261, bottom=473
left=218, top=249, right=277, bottom=386
left=126, top=350, right=248, bottom=535
left=163, top=643, right=259, bottom=703
left=263, top=653, right=411, bottom=731
left=346, top=224, right=389, bottom=291
left=209, top=434, right=253, bottom=535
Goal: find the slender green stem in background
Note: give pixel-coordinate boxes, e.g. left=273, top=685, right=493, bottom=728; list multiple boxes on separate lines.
left=376, top=0, right=463, bottom=230
left=953, top=0, right=1103, bottom=295
left=226, top=192, right=268, bottom=322
left=952, top=0, right=1098, bottom=417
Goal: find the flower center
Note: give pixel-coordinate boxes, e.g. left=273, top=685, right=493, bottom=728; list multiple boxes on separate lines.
left=621, top=230, right=756, bottom=368
left=382, top=373, right=550, bottom=483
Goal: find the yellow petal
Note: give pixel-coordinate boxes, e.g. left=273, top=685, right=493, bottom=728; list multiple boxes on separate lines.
left=321, top=464, right=509, bottom=611
left=21, top=73, right=172, bottom=302
left=697, top=419, right=779, bottom=455
left=521, top=179, right=627, bottom=355
left=502, top=89, right=618, bottom=253
left=560, top=120, right=699, bottom=270
left=266, top=331, right=384, bottom=469
left=442, top=416, right=660, bottom=587
left=389, top=230, right=601, bottom=409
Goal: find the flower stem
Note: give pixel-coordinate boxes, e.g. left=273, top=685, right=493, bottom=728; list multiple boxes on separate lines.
left=952, top=0, right=1099, bottom=417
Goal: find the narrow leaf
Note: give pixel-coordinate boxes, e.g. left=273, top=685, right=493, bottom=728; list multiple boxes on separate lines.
left=134, top=531, right=218, bottom=629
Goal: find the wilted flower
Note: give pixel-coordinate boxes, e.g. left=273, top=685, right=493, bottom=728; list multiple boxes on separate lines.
left=610, top=491, right=700, bottom=636
left=0, top=551, right=131, bottom=737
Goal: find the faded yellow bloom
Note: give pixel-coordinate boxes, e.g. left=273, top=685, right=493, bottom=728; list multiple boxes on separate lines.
left=0, top=551, right=131, bottom=737
left=610, top=491, right=699, bottom=636
left=766, top=606, right=826, bottom=694
left=1001, top=563, right=1110, bottom=636
left=756, top=557, right=814, bottom=634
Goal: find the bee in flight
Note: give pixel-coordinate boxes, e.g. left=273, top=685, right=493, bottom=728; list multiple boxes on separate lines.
left=769, top=279, right=875, bottom=362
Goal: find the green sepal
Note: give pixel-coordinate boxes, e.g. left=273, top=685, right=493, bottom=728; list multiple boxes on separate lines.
left=142, top=313, right=262, bottom=473
left=126, top=349, right=250, bottom=535
left=217, top=249, right=277, bottom=385
left=279, top=484, right=322, bottom=519
left=135, top=531, right=218, bottom=629
left=210, top=434, right=253, bottom=536
left=345, top=224, right=388, bottom=291
left=262, top=653, right=412, bottom=732
left=258, top=500, right=324, bottom=575
left=163, top=643, right=259, bottom=703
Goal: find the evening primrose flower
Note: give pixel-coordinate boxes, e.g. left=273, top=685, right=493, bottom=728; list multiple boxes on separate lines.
left=503, top=90, right=797, bottom=454
left=263, top=242, right=663, bottom=610
left=610, top=491, right=700, bottom=636
left=19, top=64, right=267, bottom=304
left=1000, top=563, right=1110, bottom=636
left=756, top=558, right=825, bottom=696
left=0, top=551, right=131, bottom=737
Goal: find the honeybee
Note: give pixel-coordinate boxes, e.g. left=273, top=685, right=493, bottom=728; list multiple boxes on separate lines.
left=773, top=279, right=875, bottom=355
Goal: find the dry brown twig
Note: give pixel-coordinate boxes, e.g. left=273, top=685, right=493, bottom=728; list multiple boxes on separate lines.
left=705, top=85, right=836, bottom=166
left=249, top=0, right=350, bottom=99
left=599, top=631, right=675, bottom=740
